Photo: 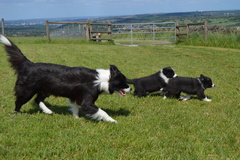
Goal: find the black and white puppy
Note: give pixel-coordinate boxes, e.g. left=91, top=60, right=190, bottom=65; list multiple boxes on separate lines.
left=127, top=67, right=177, bottom=97
left=0, top=35, right=131, bottom=123
left=163, top=74, right=215, bottom=101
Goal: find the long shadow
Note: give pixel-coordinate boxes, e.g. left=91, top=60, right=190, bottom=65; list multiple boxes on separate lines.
left=103, top=108, right=131, bottom=117
left=27, top=102, right=71, bottom=115
left=26, top=102, right=131, bottom=117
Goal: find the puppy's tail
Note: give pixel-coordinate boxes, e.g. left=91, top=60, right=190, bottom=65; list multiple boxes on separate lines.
left=126, top=79, right=136, bottom=84
left=0, top=35, right=31, bottom=73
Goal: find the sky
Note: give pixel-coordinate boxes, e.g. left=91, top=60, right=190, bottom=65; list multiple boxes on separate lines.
left=0, top=0, right=239, bottom=20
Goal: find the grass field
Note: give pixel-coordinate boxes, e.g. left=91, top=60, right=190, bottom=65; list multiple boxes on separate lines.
left=0, top=38, right=239, bottom=159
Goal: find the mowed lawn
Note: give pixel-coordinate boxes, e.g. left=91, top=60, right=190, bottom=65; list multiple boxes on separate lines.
left=0, top=38, right=239, bottom=159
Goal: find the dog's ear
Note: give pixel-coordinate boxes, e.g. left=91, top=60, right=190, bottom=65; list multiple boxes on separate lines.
left=200, top=74, right=205, bottom=80
left=110, top=65, right=120, bottom=77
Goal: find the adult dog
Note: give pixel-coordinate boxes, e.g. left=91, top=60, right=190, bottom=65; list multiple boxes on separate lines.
left=0, top=35, right=131, bottom=123
left=127, top=67, right=177, bottom=97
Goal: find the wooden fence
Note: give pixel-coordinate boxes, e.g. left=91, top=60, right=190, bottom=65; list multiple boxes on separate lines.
left=176, top=20, right=208, bottom=42
left=88, top=22, right=112, bottom=41
left=46, top=20, right=112, bottom=42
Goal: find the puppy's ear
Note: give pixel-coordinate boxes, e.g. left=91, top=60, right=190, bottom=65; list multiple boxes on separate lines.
left=200, top=74, right=205, bottom=80
left=110, top=65, right=120, bottom=77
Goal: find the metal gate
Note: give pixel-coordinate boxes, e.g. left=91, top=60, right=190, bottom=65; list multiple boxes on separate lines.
left=112, top=22, right=176, bottom=45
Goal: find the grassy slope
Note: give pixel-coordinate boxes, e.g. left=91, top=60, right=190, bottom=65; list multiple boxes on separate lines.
left=0, top=38, right=239, bottom=159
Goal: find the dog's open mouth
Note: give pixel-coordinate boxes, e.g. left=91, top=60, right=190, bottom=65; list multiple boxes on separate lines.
left=118, top=90, right=126, bottom=97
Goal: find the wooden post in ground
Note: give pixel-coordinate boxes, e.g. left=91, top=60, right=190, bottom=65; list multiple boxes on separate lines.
left=176, top=20, right=179, bottom=42
left=204, top=20, right=208, bottom=41
left=46, top=20, right=51, bottom=42
left=186, top=24, right=189, bottom=40
left=89, top=21, right=93, bottom=41
left=85, top=21, right=90, bottom=40
left=107, top=22, right=111, bottom=41
left=1, top=18, right=4, bottom=35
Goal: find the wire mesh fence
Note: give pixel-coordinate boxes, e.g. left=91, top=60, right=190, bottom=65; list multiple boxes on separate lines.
left=49, top=23, right=87, bottom=39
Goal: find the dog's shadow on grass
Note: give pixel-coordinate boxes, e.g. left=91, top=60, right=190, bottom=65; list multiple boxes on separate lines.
left=103, top=108, right=131, bottom=117
left=148, top=93, right=164, bottom=97
left=27, top=102, right=71, bottom=115
left=27, top=102, right=131, bottom=117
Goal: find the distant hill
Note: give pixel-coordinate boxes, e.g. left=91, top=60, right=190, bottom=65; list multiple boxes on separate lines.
left=1, top=10, right=240, bottom=37
left=94, top=10, right=240, bottom=26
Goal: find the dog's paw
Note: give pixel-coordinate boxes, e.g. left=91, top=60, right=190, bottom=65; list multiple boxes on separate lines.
left=39, top=102, right=53, bottom=114
left=13, top=111, right=23, bottom=114
left=87, top=108, right=118, bottom=123
left=180, top=95, right=191, bottom=101
left=105, top=117, right=118, bottom=124
left=73, top=115, right=80, bottom=119
left=43, top=110, right=53, bottom=114
left=182, top=98, right=189, bottom=101
left=203, top=97, right=212, bottom=102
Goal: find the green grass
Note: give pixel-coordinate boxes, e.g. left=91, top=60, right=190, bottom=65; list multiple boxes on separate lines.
left=0, top=38, right=239, bottom=159
left=178, top=32, right=240, bottom=49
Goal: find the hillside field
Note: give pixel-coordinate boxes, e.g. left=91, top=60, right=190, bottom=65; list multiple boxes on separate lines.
left=0, top=38, right=239, bottom=159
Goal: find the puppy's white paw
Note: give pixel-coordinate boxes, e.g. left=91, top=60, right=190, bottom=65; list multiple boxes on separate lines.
left=180, top=94, right=191, bottom=101
left=203, top=97, right=212, bottom=102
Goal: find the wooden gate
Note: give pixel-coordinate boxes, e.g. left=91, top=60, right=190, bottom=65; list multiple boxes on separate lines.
left=86, top=21, right=112, bottom=42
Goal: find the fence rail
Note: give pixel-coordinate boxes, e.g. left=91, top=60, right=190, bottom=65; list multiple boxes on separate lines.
left=1, top=19, right=212, bottom=45
left=176, top=20, right=208, bottom=42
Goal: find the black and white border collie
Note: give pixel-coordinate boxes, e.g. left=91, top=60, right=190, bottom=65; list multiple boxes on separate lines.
left=163, top=74, right=215, bottom=101
left=127, top=67, right=177, bottom=97
left=0, top=35, right=131, bottom=123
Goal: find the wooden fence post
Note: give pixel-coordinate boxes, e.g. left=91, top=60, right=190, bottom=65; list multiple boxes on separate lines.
left=85, top=21, right=90, bottom=40
left=46, top=20, right=51, bottom=42
left=1, top=18, right=4, bottom=36
left=176, top=20, right=179, bottom=42
left=204, top=20, right=208, bottom=41
left=186, top=24, right=189, bottom=40
left=107, top=22, right=111, bottom=41
left=89, top=21, right=93, bottom=41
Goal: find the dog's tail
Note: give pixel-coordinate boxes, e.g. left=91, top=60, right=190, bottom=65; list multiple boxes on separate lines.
left=0, top=35, right=31, bottom=73
left=126, top=78, right=137, bottom=84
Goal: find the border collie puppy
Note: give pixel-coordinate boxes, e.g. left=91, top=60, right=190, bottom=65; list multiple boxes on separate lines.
left=127, top=67, right=177, bottom=97
left=0, top=35, right=131, bottom=123
left=163, top=74, right=215, bottom=101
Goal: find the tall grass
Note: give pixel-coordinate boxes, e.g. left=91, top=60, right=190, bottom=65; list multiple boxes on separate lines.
left=178, top=32, right=240, bottom=49
left=0, top=38, right=239, bottom=159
